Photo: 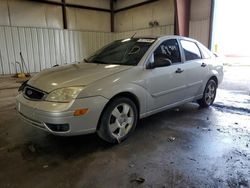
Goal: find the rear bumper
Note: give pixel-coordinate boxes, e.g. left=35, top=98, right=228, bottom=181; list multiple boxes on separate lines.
left=16, top=94, right=108, bottom=136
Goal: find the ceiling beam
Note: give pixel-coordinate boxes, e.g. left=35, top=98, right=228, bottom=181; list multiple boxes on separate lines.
left=29, top=0, right=111, bottom=12
left=29, top=0, right=63, bottom=6
left=110, top=0, right=115, bottom=32
left=114, top=0, right=159, bottom=13
left=66, top=3, right=111, bottom=12
left=61, top=0, right=67, bottom=29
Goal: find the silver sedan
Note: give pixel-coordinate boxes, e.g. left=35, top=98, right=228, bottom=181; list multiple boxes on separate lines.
left=16, top=35, right=223, bottom=143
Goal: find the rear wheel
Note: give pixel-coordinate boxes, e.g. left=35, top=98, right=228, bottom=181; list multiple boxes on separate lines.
left=197, top=79, right=217, bottom=107
left=97, top=97, right=138, bottom=143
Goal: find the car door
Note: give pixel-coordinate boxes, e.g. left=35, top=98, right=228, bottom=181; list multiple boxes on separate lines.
left=145, top=39, right=187, bottom=111
left=179, top=40, right=209, bottom=99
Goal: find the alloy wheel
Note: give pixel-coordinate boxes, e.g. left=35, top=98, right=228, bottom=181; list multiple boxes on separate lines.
left=108, top=103, right=134, bottom=140
left=205, top=82, right=216, bottom=105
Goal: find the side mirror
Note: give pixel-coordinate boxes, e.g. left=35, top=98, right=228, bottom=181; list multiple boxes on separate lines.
left=147, top=58, right=172, bottom=69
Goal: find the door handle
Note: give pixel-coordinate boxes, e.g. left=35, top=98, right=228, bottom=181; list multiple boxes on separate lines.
left=201, top=63, right=207, bottom=67
left=175, top=68, right=184, bottom=73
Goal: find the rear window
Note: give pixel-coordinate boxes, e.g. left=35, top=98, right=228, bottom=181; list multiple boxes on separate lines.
left=198, top=43, right=215, bottom=59
left=180, top=40, right=202, bottom=61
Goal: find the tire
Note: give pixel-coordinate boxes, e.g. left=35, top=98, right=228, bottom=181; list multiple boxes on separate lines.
left=97, top=97, right=138, bottom=144
left=197, top=79, right=217, bottom=108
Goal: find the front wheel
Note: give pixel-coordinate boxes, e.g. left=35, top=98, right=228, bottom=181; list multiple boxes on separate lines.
left=97, top=97, right=138, bottom=144
left=197, top=79, right=217, bottom=107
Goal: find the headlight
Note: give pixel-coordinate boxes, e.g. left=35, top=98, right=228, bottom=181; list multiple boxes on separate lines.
left=45, top=87, right=84, bottom=102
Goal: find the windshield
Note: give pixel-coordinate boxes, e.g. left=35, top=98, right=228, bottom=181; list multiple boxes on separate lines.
left=86, top=38, right=155, bottom=66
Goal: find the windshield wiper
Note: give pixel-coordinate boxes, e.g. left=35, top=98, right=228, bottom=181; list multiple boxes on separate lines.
left=93, top=60, right=107, bottom=64
left=84, top=58, right=89, bottom=63
left=83, top=58, right=106, bottom=64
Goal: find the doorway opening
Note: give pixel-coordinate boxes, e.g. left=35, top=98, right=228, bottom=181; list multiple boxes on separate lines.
left=211, top=0, right=250, bottom=65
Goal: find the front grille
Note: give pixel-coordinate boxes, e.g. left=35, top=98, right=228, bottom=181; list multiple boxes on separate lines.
left=23, top=86, right=46, bottom=100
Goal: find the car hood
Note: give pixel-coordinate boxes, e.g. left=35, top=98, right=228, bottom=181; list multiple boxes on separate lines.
left=28, top=63, right=132, bottom=92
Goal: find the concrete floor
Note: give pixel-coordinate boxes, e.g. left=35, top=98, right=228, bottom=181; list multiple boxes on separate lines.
left=0, top=66, right=249, bottom=188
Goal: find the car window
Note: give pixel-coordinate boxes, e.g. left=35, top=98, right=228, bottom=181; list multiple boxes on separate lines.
left=180, top=40, right=202, bottom=61
left=154, top=39, right=181, bottom=64
left=198, top=43, right=214, bottom=59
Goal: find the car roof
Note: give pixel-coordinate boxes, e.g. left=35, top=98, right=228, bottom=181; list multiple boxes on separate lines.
left=133, top=35, right=198, bottom=43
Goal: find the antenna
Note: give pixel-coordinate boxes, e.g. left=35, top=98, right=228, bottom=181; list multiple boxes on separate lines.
left=131, top=32, right=137, bottom=38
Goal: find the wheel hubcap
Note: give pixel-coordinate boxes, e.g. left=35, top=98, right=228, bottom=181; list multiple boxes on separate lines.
left=108, top=103, right=134, bottom=139
left=205, top=83, right=216, bottom=105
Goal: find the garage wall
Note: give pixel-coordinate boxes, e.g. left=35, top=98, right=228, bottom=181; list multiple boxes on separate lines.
left=0, top=0, right=111, bottom=32
left=66, top=0, right=111, bottom=32
left=67, top=8, right=110, bottom=32
left=114, top=0, right=174, bottom=33
left=0, top=26, right=113, bottom=75
left=0, top=0, right=63, bottom=29
left=0, top=0, right=113, bottom=75
left=115, top=25, right=174, bottom=40
left=189, top=0, right=211, bottom=47
left=0, top=0, right=176, bottom=75
left=0, top=23, right=174, bottom=75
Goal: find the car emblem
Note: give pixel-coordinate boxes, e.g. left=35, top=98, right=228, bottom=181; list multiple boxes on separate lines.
left=27, top=89, right=33, bottom=96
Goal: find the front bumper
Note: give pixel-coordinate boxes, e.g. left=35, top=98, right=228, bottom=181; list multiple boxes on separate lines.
left=16, top=94, right=108, bottom=136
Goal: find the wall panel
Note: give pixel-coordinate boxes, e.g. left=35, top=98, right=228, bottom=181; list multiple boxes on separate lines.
left=9, top=1, right=47, bottom=28
left=0, top=27, right=10, bottom=74
left=11, top=27, right=21, bottom=72
left=54, top=29, right=62, bottom=65
left=46, top=6, right=64, bottom=29
left=0, top=0, right=10, bottom=26
left=0, top=0, right=108, bottom=30
left=115, top=25, right=174, bottom=40
left=189, top=20, right=210, bottom=47
left=25, top=28, right=35, bottom=73
left=18, top=28, right=29, bottom=73
left=0, top=26, right=114, bottom=75
left=42, top=29, right=51, bottom=69
left=31, top=28, right=40, bottom=72
left=115, top=0, right=174, bottom=32
left=189, top=0, right=211, bottom=47
left=59, top=29, right=66, bottom=65
left=37, top=28, right=46, bottom=70
left=48, top=29, right=56, bottom=68
left=0, top=24, right=174, bottom=75
left=5, top=27, right=16, bottom=74
left=114, top=0, right=147, bottom=10
left=63, top=30, right=71, bottom=65
left=67, top=7, right=111, bottom=32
